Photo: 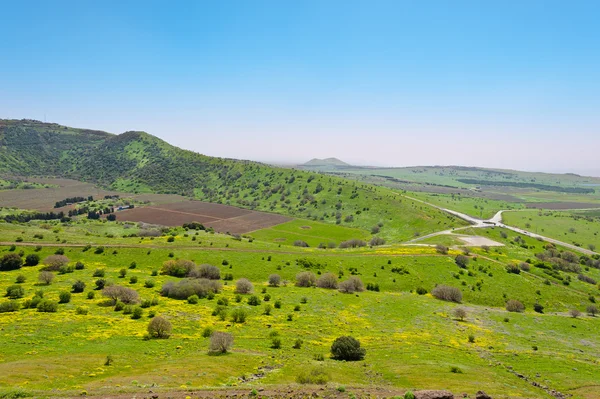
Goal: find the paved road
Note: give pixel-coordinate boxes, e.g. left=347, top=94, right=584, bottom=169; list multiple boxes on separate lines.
left=403, top=195, right=598, bottom=256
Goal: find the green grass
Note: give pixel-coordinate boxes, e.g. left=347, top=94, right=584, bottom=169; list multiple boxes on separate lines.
left=1, top=219, right=600, bottom=398
left=250, top=219, right=371, bottom=247
left=407, top=192, right=524, bottom=219
left=502, top=210, right=600, bottom=251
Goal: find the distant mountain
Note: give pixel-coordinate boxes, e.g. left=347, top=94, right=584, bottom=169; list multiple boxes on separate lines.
left=303, top=157, right=350, bottom=167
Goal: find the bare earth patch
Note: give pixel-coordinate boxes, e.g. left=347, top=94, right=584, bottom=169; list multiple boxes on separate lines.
left=456, top=235, right=504, bottom=247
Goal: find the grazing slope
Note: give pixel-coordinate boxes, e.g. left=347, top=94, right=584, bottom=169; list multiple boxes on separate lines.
left=0, top=120, right=466, bottom=242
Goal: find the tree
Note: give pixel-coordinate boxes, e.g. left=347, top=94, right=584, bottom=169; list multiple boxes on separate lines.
left=235, top=278, right=253, bottom=294
left=268, top=274, right=281, bottom=287
left=38, top=271, right=55, bottom=285
left=42, top=255, right=70, bottom=271
left=455, top=255, right=469, bottom=268
left=369, top=237, right=385, bottom=246
left=569, top=309, right=582, bottom=318
left=0, top=253, right=23, bottom=271
left=331, top=336, right=366, bottom=361
left=453, top=307, right=467, bottom=321
left=147, top=316, right=172, bottom=338
left=24, top=254, right=40, bottom=266
left=102, top=285, right=140, bottom=304
left=586, top=305, right=598, bottom=317
left=209, top=331, right=234, bottom=353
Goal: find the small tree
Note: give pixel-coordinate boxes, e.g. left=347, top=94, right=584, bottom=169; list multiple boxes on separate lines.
left=147, top=316, right=172, bottom=339
left=268, top=274, right=281, bottom=287
left=453, top=307, right=467, bottom=321
left=569, top=309, right=582, bottom=318
left=331, top=336, right=366, bottom=361
left=38, top=271, right=55, bottom=285
left=235, top=278, right=253, bottom=294
left=586, top=305, right=598, bottom=317
left=24, top=254, right=40, bottom=266
left=506, top=300, right=525, bottom=313
left=455, top=255, right=469, bottom=268
left=209, top=331, right=234, bottom=353
left=0, top=253, right=23, bottom=271
left=42, top=255, right=70, bottom=271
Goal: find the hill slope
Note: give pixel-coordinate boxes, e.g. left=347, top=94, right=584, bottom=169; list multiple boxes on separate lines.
left=0, top=119, right=466, bottom=242
left=303, top=157, right=350, bottom=167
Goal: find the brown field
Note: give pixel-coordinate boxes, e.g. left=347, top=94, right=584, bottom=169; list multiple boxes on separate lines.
left=114, top=202, right=290, bottom=233
left=525, top=202, right=600, bottom=210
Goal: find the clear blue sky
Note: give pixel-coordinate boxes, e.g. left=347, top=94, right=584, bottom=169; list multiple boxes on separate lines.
left=2, top=0, right=599, bottom=174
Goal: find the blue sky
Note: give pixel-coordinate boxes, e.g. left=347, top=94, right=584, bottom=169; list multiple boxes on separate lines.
left=2, top=0, right=599, bottom=174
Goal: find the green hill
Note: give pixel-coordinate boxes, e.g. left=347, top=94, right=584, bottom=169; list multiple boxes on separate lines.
left=303, top=157, right=350, bottom=167
left=0, top=119, right=466, bottom=242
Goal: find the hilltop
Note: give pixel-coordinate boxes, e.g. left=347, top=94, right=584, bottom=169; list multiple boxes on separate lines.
left=0, top=119, right=465, bottom=242
left=303, top=157, right=350, bottom=167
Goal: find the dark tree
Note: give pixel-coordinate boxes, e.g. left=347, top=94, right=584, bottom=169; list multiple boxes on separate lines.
left=331, top=336, right=366, bottom=361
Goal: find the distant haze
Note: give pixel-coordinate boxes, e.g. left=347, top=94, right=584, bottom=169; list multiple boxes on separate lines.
left=1, top=1, right=599, bottom=176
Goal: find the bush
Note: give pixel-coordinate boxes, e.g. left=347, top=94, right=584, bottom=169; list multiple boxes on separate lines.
left=416, top=287, right=428, bottom=295
left=24, top=254, right=40, bottom=266
left=93, top=269, right=105, bottom=277
left=455, top=255, right=470, bottom=268
left=519, top=262, right=531, bottom=272
left=534, top=303, right=544, bottom=313
left=248, top=295, right=261, bottom=306
left=76, top=306, right=89, bottom=315
left=274, top=300, right=282, bottom=309
left=132, top=306, right=144, bottom=319
left=119, top=269, right=127, bottom=278
left=202, top=327, right=214, bottom=338
left=209, top=331, right=234, bottom=353
left=161, top=279, right=221, bottom=300
left=293, top=240, right=309, bottom=247
left=435, top=245, right=449, bottom=255
left=42, top=255, right=70, bottom=271
left=453, top=307, right=467, bottom=321
left=569, top=308, right=582, bottom=318
left=87, top=291, right=95, bottom=299
left=102, top=285, right=140, bottom=304
left=144, top=280, right=155, bottom=288
left=235, top=278, right=253, bottom=294
left=15, top=274, right=26, bottom=284
left=72, top=280, right=86, bottom=293
left=506, top=264, right=521, bottom=274
left=187, top=294, right=199, bottom=304
left=147, top=316, right=172, bottom=338
left=271, top=337, right=282, bottom=349
left=587, top=305, right=598, bottom=316
left=129, top=276, right=138, bottom=284
left=95, top=278, right=107, bottom=290
left=190, top=263, right=221, bottom=280
left=316, top=273, right=338, bottom=289
left=59, top=291, right=71, bottom=304
left=431, top=285, right=462, bottom=303
left=369, top=236, right=386, bottom=246
left=506, top=299, right=525, bottom=313
left=6, top=285, right=25, bottom=299
left=293, top=338, right=303, bottom=349
left=404, top=392, right=416, bottom=399
left=0, top=301, right=20, bottom=313
left=339, top=239, right=367, bottom=249
left=268, top=274, right=281, bottom=287
left=37, top=299, right=58, bottom=312
left=230, top=308, right=248, bottom=323
left=338, top=277, right=365, bottom=294
left=331, top=336, right=366, bottom=361
left=161, top=259, right=196, bottom=277
left=296, top=271, right=317, bottom=287
left=296, top=366, right=330, bottom=384
left=0, top=253, right=23, bottom=271
left=75, top=261, right=85, bottom=270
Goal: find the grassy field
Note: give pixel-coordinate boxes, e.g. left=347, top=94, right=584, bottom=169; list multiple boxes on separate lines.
left=502, top=210, right=600, bottom=251
left=407, top=192, right=524, bottom=219
left=1, top=220, right=600, bottom=399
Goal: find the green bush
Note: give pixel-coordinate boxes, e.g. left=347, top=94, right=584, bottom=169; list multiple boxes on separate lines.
left=59, top=291, right=71, bottom=304
left=187, top=294, right=199, bottom=304
left=330, top=336, right=366, bottom=361
left=230, top=308, right=248, bottom=323
left=296, top=366, right=330, bottom=384
left=76, top=306, right=89, bottom=315
left=147, top=316, right=172, bottom=338
left=93, top=269, right=105, bottom=277
left=6, top=285, right=25, bottom=299
left=202, top=327, right=214, bottom=338
left=145, top=280, right=156, bottom=288
left=0, top=253, right=23, bottom=271
left=160, top=279, right=221, bottom=299
left=87, top=291, right=95, bottom=300
left=72, top=280, right=86, bottom=293
left=37, top=299, right=58, bottom=312
left=248, top=295, right=261, bottom=306
left=15, top=274, right=26, bottom=284
left=0, top=301, right=20, bottom=313
left=132, top=306, right=144, bottom=319
left=24, top=254, right=40, bottom=266
left=129, top=276, right=138, bottom=284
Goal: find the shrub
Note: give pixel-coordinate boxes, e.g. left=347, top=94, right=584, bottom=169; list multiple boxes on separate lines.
left=0, top=253, right=23, bottom=271
left=416, top=287, right=428, bottom=295
left=87, top=291, right=95, bottom=299
left=450, top=366, right=463, bottom=373
left=293, top=240, right=309, bottom=247
left=339, top=239, right=367, bottom=249
left=15, top=274, right=26, bottom=284
left=369, top=237, right=386, bottom=246
left=93, top=269, right=105, bottom=277
left=72, top=280, right=86, bottom=293
left=102, top=285, right=140, bottom=304
left=587, top=305, right=598, bottom=316
left=37, top=299, right=58, bottom=312
left=296, top=271, right=317, bottom=287
left=59, top=291, right=71, bottom=303
left=147, top=316, right=172, bottom=338
left=534, top=303, right=544, bottom=313
left=209, top=331, right=234, bottom=353
left=161, top=259, right=196, bottom=277
left=519, top=262, right=531, bottom=272
left=453, top=307, right=467, bottom=321
left=404, top=392, right=416, bottom=399
left=271, top=336, right=282, bottom=349
left=202, top=327, right=214, bottom=338
left=24, top=254, right=40, bottom=266
left=296, top=366, right=330, bottom=384
left=274, top=300, right=282, bottom=309
left=42, top=255, right=70, bottom=271
left=338, top=277, right=365, bottom=294
left=331, top=336, right=366, bottom=361
left=506, top=299, right=525, bottom=313
left=129, top=276, right=138, bottom=284
left=248, top=295, right=261, bottom=306
left=435, top=245, right=449, bottom=255
left=293, top=338, right=303, bottom=349
left=76, top=306, right=89, bottom=315
left=195, top=264, right=221, bottom=280
left=132, top=306, right=144, bottom=319
left=6, top=285, right=25, bottom=299
left=455, top=255, right=469, bottom=268
left=161, top=279, right=221, bottom=300
left=0, top=301, right=20, bottom=313
left=569, top=308, right=582, bottom=318
left=95, top=278, right=107, bottom=290
left=431, top=285, right=462, bottom=303
left=312, top=273, right=336, bottom=290
left=119, top=269, right=127, bottom=278
left=506, top=264, right=521, bottom=274
left=187, top=294, right=199, bottom=304
left=144, top=280, right=155, bottom=288
left=114, top=301, right=125, bottom=311
left=230, top=308, right=248, bottom=323
left=578, top=274, right=597, bottom=285
left=75, top=261, right=85, bottom=270
left=235, top=278, right=254, bottom=294
left=268, top=274, right=281, bottom=287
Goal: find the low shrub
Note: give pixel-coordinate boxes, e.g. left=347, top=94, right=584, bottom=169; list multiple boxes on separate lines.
left=37, top=299, right=58, bottom=312
left=6, top=285, right=25, bottom=299
left=209, top=331, right=234, bottom=353
left=147, top=316, right=172, bottom=338
left=235, top=278, right=253, bottom=294
left=296, top=367, right=330, bottom=384
left=316, top=273, right=338, bottom=289
left=161, top=279, right=221, bottom=300
left=338, top=277, right=365, bottom=294
left=506, top=299, right=525, bottom=313
left=0, top=301, right=20, bottom=313
left=431, top=285, right=462, bottom=303
left=59, top=291, right=71, bottom=304
left=230, top=308, right=248, bottom=323
left=296, top=271, right=317, bottom=287
left=72, top=280, right=86, bottom=293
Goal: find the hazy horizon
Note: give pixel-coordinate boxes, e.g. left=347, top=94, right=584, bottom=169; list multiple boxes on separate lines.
left=2, top=1, right=599, bottom=176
